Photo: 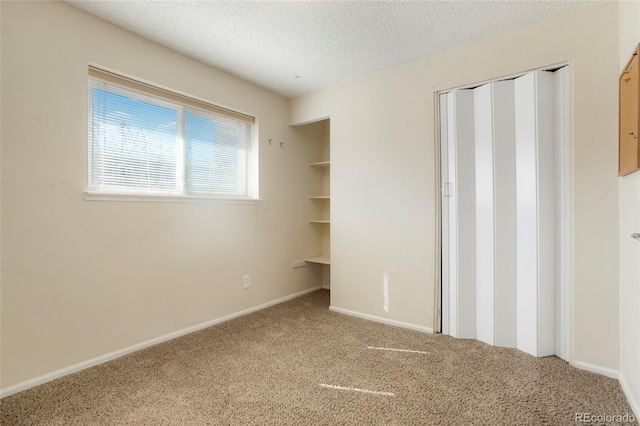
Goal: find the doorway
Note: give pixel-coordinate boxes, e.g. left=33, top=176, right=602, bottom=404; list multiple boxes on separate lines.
left=438, top=66, right=571, bottom=360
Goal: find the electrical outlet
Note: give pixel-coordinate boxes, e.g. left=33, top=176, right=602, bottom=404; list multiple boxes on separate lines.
left=243, top=274, right=251, bottom=289
left=291, top=260, right=308, bottom=269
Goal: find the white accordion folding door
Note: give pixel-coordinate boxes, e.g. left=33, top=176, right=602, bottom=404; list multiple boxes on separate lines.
left=440, top=67, right=569, bottom=359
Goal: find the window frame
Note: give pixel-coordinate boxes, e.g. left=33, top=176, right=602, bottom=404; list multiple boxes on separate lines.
left=85, top=66, right=260, bottom=203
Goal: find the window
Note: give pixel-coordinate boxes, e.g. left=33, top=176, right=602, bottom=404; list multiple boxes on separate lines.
left=87, top=67, right=256, bottom=200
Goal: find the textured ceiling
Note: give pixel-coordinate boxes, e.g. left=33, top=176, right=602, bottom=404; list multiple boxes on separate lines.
left=66, top=1, right=601, bottom=98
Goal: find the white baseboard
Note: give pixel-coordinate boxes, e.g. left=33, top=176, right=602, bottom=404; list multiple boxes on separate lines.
left=619, top=375, right=640, bottom=419
left=572, top=361, right=638, bottom=420
left=0, top=286, right=322, bottom=399
left=329, top=306, right=433, bottom=334
left=573, top=360, right=620, bottom=379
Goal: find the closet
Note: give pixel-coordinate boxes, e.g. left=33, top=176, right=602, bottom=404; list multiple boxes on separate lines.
left=439, top=68, right=569, bottom=359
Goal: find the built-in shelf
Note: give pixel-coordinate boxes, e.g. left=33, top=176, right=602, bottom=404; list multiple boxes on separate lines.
left=299, top=119, right=331, bottom=289
left=305, top=256, right=331, bottom=265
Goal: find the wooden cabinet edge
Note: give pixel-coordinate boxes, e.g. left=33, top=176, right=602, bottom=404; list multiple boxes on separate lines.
left=619, top=43, right=640, bottom=176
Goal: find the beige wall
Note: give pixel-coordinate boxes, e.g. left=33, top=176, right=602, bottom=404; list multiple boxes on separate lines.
left=291, top=2, right=621, bottom=370
left=0, top=1, right=321, bottom=389
left=619, top=0, right=640, bottom=415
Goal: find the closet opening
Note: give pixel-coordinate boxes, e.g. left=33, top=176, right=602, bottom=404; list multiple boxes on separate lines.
left=436, top=65, right=571, bottom=361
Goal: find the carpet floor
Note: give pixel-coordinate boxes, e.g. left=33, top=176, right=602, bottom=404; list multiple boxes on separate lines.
left=0, top=289, right=636, bottom=425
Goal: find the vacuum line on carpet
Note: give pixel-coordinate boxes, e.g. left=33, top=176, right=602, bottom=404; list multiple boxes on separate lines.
left=319, top=384, right=395, bottom=397
left=367, top=346, right=429, bottom=355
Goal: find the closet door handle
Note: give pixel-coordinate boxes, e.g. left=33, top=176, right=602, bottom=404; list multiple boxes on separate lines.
left=442, top=182, right=453, bottom=198
left=632, top=233, right=640, bottom=241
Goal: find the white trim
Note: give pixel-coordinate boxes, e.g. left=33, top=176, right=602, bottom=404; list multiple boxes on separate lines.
left=574, top=362, right=640, bottom=419
left=83, top=191, right=262, bottom=204
left=555, top=65, right=573, bottom=363
left=329, top=306, right=433, bottom=334
left=619, top=375, right=640, bottom=419
left=0, top=286, right=322, bottom=398
left=573, top=360, right=620, bottom=379
left=290, top=116, right=331, bottom=127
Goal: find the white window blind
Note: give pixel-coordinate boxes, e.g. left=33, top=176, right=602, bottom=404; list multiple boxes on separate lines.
left=88, top=67, right=254, bottom=198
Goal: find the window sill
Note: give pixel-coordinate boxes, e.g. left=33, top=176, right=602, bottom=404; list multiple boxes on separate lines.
left=83, top=191, right=262, bottom=204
